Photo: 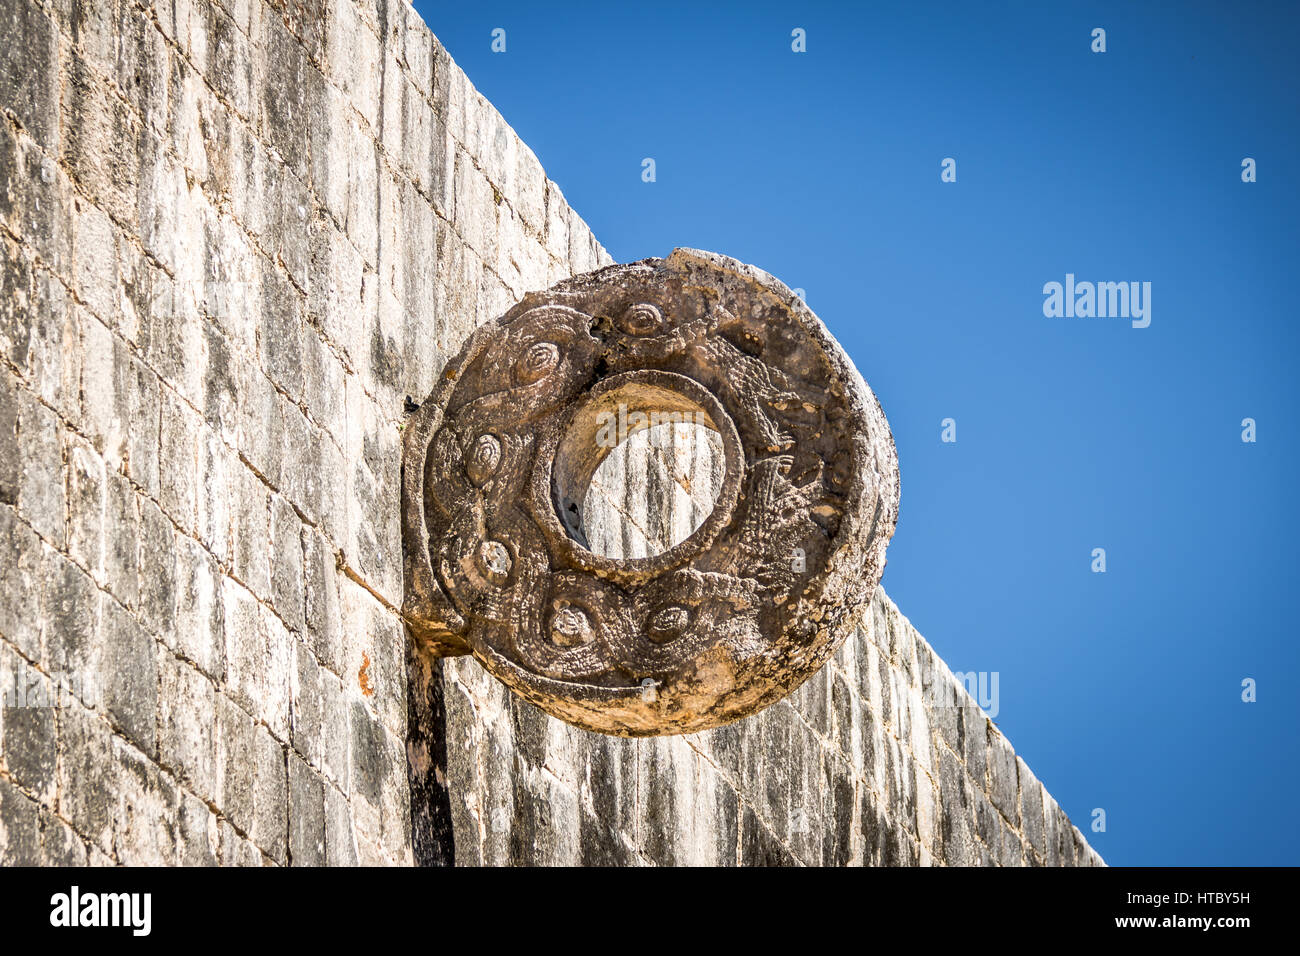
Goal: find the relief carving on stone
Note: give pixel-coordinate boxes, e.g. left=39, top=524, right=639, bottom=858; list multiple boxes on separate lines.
left=401, top=249, right=900, bottom=736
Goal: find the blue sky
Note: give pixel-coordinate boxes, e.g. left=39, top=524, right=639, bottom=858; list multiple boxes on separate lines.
left=415, top=0, right=1300, bottom=866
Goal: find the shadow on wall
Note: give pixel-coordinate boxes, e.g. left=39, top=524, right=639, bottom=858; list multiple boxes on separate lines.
left=405, top=646, right=455, bottom=866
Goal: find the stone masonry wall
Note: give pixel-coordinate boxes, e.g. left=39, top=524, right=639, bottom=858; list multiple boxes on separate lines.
left=0, top=0, right=608, bottom=865
left=442, top=589, right=1106, bottom=866
left=441, top=458, right=1104, bottom=865
left=1, top=0, right=1101, bottom=866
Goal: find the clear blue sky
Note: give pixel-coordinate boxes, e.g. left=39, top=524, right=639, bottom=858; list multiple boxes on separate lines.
left=414, top=0, right=1300, bottom=866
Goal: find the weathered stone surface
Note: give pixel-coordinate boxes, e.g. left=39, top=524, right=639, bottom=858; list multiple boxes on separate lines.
left=443, top=588, right=1103, bottom=867
left=0, top=0, right=1096, bottom=868
left=288, top=752, right=326, bottom=866
left=404, top=250, right=901, bottom=737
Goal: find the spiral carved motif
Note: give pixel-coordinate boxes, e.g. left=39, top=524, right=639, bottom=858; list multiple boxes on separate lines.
left=401, top=249, right=900, bottom=736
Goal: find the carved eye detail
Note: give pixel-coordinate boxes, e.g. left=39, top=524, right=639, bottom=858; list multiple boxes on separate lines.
left=516, top=341, right=560, bottom=384
left=549, top=605, right=593, bottom=647
left=466, top=433, right=502, bottom=486
left=617, top=303, right=663, bottom=336
left=478, top=540, right=512, bottom=583
left=647, top=605, right=690, bottom=644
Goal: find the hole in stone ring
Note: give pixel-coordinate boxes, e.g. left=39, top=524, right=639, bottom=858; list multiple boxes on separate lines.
left=581, top=420, right=723, bottom=557
left=545, top=371, right=742, bottom=569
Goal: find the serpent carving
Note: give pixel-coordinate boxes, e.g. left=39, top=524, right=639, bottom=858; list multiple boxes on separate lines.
left=401, top=248, right=900, bottom=736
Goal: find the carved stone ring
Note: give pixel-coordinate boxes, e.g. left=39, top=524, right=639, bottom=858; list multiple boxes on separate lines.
left=402, top=249, right=900, bottom=736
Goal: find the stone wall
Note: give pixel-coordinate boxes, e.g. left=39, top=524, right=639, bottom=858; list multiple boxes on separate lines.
left=431, top=432, right=1102, bottom=866
left=0, top=0, right=1101, bottom=866
left=439, top=585, right=1103, bottom=866
left=0, top=0, right=608, bottom=865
